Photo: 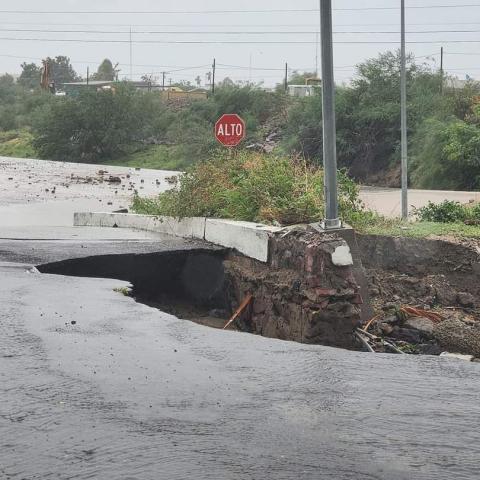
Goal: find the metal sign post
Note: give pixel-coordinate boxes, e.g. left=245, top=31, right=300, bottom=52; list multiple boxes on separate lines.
left=320, top=0, right=341, bottom=230
left=400, top=0, right=408, bottom=220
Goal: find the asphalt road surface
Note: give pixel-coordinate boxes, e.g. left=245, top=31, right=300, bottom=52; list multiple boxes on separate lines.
left=1, top=156, right=480, bottom=479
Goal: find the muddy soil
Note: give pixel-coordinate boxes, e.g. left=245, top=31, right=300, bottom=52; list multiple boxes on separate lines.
left=357, top=233, right=480, bottom=358
left=136, top=294, right=230, bottom=330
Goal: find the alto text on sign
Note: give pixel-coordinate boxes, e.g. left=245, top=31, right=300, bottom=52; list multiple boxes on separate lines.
left=215, top=114, right=246, bottom=147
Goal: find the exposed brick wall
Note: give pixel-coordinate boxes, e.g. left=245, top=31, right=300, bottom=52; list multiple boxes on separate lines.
left=224, top=229, right=362, bottom=349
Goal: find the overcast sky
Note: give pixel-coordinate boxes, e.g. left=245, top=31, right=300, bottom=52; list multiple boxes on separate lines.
left=1, top=0, right=479, bottom=87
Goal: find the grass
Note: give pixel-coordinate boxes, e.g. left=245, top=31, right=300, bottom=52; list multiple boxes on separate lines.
left=132, top=151, right=364, bottom=225
left=0, top=130, right=35, bottom=158
left=130, top=150, right=480, bottom=241
left=113, top=287, right=131, bottom=296
left=104, top=145, right=189, bottom=171
left=359, top=219, right=480, bottom=239
left=0, top=132, right=190, bottom=171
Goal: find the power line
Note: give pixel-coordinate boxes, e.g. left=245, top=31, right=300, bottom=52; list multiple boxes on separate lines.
left=217, top=62, right=356, bottom=71
left=0, top=54, right=352, bottom=75
left=217, top=63, right=284, bottom=71
left=333, top=3, right=480, bottom=10
left=0, top=5, right=480, bottom=14
left=446, top=51, right=480, bottom=55
left=0, top=53, right=214, bottom=71
left=4, top=21, right=480, bottom=28
left=3, top=37, right=480, bottom=45
left=415, top=53, right=441, bottom=59
left=0, top=9, right=321, bottom=14
left=3, top=27, right=480, bottom=34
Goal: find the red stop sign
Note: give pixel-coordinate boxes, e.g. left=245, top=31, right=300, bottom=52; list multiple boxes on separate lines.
left=215, top=114, right=246, bottom=147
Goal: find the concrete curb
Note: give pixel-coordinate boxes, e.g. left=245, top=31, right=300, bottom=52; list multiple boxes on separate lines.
left=74, top=212, right=206, bottom=239
left=73, top=212, right=357, bottom=267
left=205, top=219, right=283, bottom=262
left=73, top=212, right=281, bottom=262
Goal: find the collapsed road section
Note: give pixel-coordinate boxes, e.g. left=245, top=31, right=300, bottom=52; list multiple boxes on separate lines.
left=70, top=212, right=480, bottom=359
left=38, top=223, right=365, bottom=350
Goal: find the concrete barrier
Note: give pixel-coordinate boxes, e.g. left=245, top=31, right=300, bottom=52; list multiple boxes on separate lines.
left=205, top=219, right=282, bottom=263
left=74, top=212, right=206, bottom=239
left=74, top=212, right=283, bottom=262
left=73, top=212, right=355, bottom=266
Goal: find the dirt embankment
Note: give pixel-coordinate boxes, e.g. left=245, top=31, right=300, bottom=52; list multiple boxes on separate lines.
left=357, top=233, right=480, bottom=357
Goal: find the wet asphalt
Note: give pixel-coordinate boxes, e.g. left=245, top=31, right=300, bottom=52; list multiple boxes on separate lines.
left=1, top=157, right=480, bottom=479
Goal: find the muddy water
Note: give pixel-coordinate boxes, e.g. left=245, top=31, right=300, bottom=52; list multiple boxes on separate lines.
left=1, top=264, right=480, bottom=479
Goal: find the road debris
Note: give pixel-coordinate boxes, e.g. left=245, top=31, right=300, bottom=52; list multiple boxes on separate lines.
left=439, top=352, right=474, bottom=361
left=106, top=175, right=122, bottom=183
left=223, top=293, right=253, bottom=330
left=359, top=304, right=480, bottom=358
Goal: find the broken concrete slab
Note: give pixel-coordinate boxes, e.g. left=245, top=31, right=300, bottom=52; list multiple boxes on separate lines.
left=331, top=245, right=354, bottom=266
left=204, top=219, right=283, bottom=262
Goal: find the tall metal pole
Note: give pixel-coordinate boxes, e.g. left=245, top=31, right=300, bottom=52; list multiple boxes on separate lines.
left=284, top=62, right=288, bottom=92
left=212, top=58, right=216, bottom=95
left=129, top=27, right=133, bottom=81
left=400, top=0, right=408, bottom=220
left=320, top=0, right=341, bottom=229
left=248, top=53, right=252, bottom=84
left=440, top=46, right=444, bottom=94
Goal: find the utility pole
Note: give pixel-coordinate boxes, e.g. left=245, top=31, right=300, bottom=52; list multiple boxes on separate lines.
left=162, top=71, right=166, bottom=90
left=284, top=62, right=288, bottom=92
left=319, top=0, right=341, bottom=229
left=86, top=66, right=89, bottom=85
left=400, top=0, right=408, bottom=220
left=249, top=53, right=252, bottom=84
left=440, top=46, right=444, bottom=94
left=315, top=31, right=319, bottom=78
left=129, top=27, right=133, bottom=81
left=212, top=58, right=216, bottom=95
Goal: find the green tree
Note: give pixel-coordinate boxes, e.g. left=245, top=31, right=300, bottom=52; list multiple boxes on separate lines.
left=18, top=62, right=42, bottom=89
left=31, top=85, right=154, bottom=162
left=288, top=71, right=318, bottom=85
left=48, top=56, right=81, bottom=84
left=0, top=74, right=17, bottom=130
left=0, top=74, right=14, bottom=88
left=283, top=51, right=446, bottom=183
left=411, top=116, right=480, bottom=190
left=91, top=59, right=117, bottom=81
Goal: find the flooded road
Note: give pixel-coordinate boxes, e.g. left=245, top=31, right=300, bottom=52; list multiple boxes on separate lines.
left=1, top=263, right=480, bottom=479
left=1, top=156, right=480, bottom=479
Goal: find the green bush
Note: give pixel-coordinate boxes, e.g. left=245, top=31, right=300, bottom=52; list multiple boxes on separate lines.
left=415, top=200, right=480, bottom=223
left=411, top=117, right=480, bottom=190
left=132, top=151, right=365, bottom=226
left=31, top=85, right=156, bottom=162
left=416, top=200, right=468, bottom=223
left=282, top=51, right=447, bottom=182
left=0, top=130, right=35, bottom=158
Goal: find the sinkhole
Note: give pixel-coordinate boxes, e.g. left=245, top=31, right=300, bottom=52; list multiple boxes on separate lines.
left=37, top=249, right=234, bottom=329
